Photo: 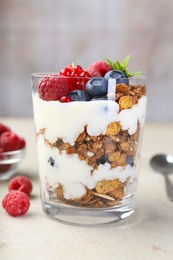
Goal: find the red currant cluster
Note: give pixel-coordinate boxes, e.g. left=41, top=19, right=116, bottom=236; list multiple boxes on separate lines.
left=60, top=64, right=90, bottom=92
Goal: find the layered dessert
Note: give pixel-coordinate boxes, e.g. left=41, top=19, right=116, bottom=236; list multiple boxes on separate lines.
left=32, top=56, right=147, bottom=208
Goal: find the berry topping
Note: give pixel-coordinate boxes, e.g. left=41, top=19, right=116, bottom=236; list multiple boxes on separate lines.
left=60, top=64, right=83, bottom=77
left=104, top=70, right=129, bottom=85
left=8, top=176, right=33, bottom=196
left=87, top=61, right=111, bottom=77
left=37, top=75, right=69, bottom=101
left=2, top=191, right=30, bottom=217
left=0, top=123, right=10, bottom=136
left=60, top=63, right=90, bottom=91
left=60, top=96, right=72, bottom=103
left=0, top=131, right=25, bottom=152
left=86, top=77, right=108, bottom=97
left=35, top=56, right=141, bottom=103
left=68, top=90, right=91, bottom=101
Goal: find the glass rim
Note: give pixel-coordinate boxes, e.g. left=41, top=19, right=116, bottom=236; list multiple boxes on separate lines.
left=31, top=72, right=147, bottom=81
left=31, top=71, right=147, bottom=79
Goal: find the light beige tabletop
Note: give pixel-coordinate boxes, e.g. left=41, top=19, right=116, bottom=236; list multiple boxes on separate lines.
left=0, top=118, right=173, bottom=260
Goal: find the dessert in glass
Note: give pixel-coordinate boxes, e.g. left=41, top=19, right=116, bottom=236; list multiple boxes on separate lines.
left=32, top=56, right=147, bottom=225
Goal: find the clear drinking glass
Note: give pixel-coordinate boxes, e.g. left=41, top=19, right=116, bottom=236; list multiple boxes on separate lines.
left=32, top=74, right=147, bottom=226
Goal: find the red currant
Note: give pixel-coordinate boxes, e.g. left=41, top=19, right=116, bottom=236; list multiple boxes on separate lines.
left=60, top=63, right=90, bottom=91
left=60, top=96, right=72, bottom=103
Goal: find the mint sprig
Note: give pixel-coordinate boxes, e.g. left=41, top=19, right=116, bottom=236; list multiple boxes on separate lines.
left=104, top=55, right=141, bottom=77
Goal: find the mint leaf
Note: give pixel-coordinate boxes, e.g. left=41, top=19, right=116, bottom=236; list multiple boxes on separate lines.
left=104, top=55, right=142, bottom=77
left=114, top=61, right=122, bottom=70
left=127, top=71, right=141, bottom=77
left=103, top=58, right=115, bottom=69
left=121, top=55, right=130, bottom=69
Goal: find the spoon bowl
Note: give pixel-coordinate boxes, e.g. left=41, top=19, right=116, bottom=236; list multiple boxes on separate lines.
left=150, top=154, right=173, bottom=201
left=150, top=154, right=173, bottom=174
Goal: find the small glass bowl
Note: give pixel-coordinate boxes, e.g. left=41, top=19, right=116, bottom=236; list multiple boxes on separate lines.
left=0, top=149, right=25, bottom=180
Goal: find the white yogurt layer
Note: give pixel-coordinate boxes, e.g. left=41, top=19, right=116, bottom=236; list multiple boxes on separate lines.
left=32, top=94, right=147, bottom=145
left=33, top=93, right=147, bottom=200
left=37, top=135, right=136, bottom=200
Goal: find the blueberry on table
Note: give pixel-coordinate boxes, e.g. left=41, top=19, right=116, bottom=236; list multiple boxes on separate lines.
left=85, top=77, right=108, bottom=97
left=68, top=90, right=91, bottom=101
left=104, top=70, right=129, bottom=85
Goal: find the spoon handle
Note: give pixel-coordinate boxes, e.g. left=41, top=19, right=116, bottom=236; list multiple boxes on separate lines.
left=164, top=174, right=173, bottom=201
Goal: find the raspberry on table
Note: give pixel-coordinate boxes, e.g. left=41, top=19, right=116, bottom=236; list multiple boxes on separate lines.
left=37, top=75, right=69, bottom=101
left=2, top=191, right=30, bottom=217
left=0, top=131, right=25, bottom=152
left=8, top=176, right=33, bottom=196
left=87, top=61, right=111, bottom=77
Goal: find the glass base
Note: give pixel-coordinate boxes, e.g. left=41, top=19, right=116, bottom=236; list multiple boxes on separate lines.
left=42, top=200, right=135, bottom=226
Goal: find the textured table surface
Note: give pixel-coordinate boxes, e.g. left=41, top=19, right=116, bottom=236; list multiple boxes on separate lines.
left=0, top=118, right=173, bottom=260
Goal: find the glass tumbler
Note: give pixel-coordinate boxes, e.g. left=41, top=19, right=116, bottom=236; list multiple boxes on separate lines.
left=32, top=74, right=147, bottom=226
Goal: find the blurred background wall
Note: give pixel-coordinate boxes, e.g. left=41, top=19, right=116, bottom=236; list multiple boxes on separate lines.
left=0, top=0, right=173, bottom=121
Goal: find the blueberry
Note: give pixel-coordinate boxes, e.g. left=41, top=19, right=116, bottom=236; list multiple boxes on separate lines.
left=68, top=90, right=91, bottom=101
left=125, top=156, right=134, bottom=166
left=48, top=157, right=55, bottom=167
left=104, top=70, right=129, bottom=85
left=96, top=155, right=109, bottom=165
left=85, top=77, right=108, bottom=97
left=91, top=96, right=108, bottom=101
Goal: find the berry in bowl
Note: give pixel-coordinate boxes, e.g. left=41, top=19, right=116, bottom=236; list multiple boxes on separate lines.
left=0, top=123, right=26, bottom=180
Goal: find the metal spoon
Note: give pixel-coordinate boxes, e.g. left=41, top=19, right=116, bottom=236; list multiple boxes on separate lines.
left=150, top=154, right=173, bottom=201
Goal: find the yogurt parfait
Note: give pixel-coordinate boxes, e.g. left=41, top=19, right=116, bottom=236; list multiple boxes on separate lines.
left=32, top=56, right=147, bottom=225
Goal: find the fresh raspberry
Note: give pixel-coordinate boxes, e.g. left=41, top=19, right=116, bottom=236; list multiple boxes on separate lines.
left=0, top=131, right=23, bottom=152
left=2, top=191, right=30, bottom=217
left=59, top=96, right=72, bottom=103
left=87, top=61, right=111, bottom=77
left=8, top=176, right=33, bottom=196
left=0, top=123, right=10, bottom=136
left=37, top=75, right=69, bottom=101
left=60, top=64, right=90, bottom=91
